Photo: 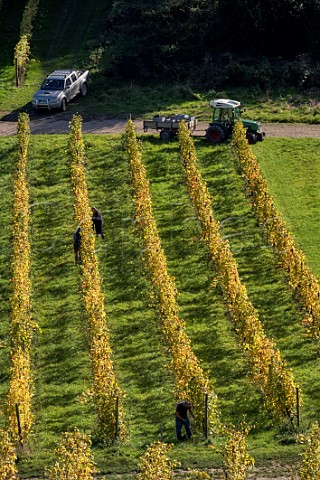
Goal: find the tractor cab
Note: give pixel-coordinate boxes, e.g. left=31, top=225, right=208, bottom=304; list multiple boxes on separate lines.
left=206, top=98, right=265, bottom=144
left=210, top=98, right=241, bottom=125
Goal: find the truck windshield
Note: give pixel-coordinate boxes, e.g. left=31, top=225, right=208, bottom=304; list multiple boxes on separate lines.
left=41, top=79, right=64, bottom=90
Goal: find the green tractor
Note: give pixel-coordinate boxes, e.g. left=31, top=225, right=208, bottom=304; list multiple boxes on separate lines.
left=205, top=99, right=265, bottom=144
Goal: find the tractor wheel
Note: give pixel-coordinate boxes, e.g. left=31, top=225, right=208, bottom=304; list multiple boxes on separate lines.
left=246, top=132, right=257, bottom=144
left=160, top=129, right=172, bottom=141
left=206, top=125, right=226, bottom=143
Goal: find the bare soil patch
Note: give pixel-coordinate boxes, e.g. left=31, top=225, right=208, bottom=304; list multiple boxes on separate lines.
left=22, top=464, right=297, bottom=480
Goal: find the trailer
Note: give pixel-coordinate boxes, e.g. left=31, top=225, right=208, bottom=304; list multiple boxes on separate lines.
left=143, top=114, right=198, bottom=140
left=143, top=99, right=265, bottom=144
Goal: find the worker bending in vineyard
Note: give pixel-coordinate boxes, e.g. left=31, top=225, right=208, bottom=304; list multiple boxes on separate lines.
left=91, top=206, right=104, bottom=239
left=73, top=227, right=82, bottom=263
left=175, top=400, right=194, bottom=441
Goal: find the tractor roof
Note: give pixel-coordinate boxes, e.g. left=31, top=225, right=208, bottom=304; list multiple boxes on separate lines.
left=209, top=99, right=241, bottom=109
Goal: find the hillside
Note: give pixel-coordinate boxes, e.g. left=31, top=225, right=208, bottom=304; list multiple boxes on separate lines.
left=1, top=0, right=320, bottom=122
left=0, top=0, right=26, bottom=65
left=1, top=129, right=320, bottom=478
left=0, top=0, right=112, bottom=117
left=2, top=1, right=320, bottom=479
left=0, top=0, right=109, bottom=64
left=31, top=0, right=110, bottom=62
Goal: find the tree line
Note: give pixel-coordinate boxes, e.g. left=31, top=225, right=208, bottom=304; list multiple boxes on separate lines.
left=98, top=0, right=320, bottom=88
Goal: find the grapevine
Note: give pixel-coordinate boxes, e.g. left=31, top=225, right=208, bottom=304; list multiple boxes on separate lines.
left=20, top=0, right=40, bottom=37
left=6, top=113, right=37, bottom=444
left=137, top=441, right=176, bottom=480
left=68, top=114, right=126, bottom=442
left=295, top=422, right=320, bottom=479
left=45, top=428, right=97, bottom=480
left=14, top=35, right=30, bottom=87
left=178, top=121, right=298, bottom=422
left=211, top=422, right=254, bottom=480
left=14, top=0, right=39, bottom=87
left=0, top=429, right=19, bottom=479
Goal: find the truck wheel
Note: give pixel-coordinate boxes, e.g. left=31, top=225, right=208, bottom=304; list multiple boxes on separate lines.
left=80, top=83, right=88, bottom=96
left=160, top=129, right=172, bottom=141
left=60, top=98, right=67, bottom=112
left=206, top=125, right=226, bottom=143
left=246, top=132, right=257, bottom=144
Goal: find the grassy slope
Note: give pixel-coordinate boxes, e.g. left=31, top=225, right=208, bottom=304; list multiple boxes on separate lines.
left=0, top=0, right=26, bottom=66
left=84, top=136, right=176, bottom=464
left=0, top=135, right=95, bottom=473
left=2, top=132, right=320, bottom=477
left=0, top=133, right=178, bottom=476
left=0, top=0, right=111, bottom=115
left=197, top=138, right=320, bottom=443
left=27, top=136, right=94, bottom=472
left=254, top=138, right=320, bottom=275
left=33, top=0, right=111, bottom=62
left=141, top=137, right=320, bottom=455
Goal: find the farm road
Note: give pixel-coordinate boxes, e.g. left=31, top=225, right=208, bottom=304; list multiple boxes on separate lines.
left=0, top=115, right=320, bottom=137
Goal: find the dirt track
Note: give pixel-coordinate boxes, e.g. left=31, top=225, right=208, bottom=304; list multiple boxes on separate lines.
left=0, top=114, right=320, bottom=138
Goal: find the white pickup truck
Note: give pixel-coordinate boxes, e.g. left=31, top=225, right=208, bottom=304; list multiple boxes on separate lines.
left=32, top=69, right=89, bottom=112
